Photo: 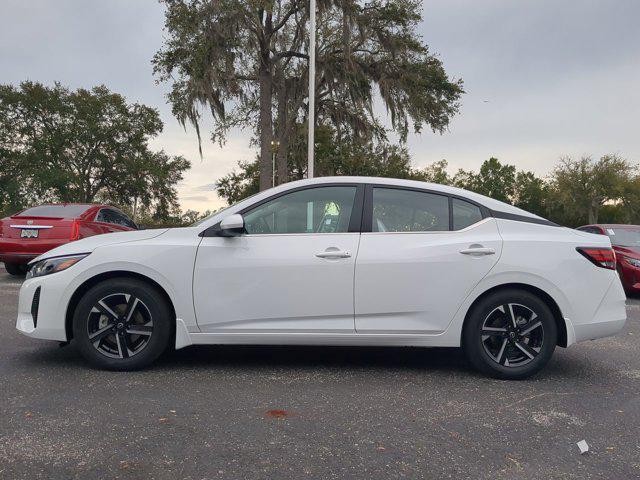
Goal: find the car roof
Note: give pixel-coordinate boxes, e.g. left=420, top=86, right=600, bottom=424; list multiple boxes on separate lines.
left=12, top=203, right=119, bottom=220
left=277, top=176, right=545, bottom=220
left=584, top=224, right=640, bottom=229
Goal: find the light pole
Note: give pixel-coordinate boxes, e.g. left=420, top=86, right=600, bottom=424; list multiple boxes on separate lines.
left=270, top=140, right=280, bottom=187
left=307, top=0, right=316, bottom=179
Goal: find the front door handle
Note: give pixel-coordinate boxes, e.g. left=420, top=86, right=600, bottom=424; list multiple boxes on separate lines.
left=316, top=248, right=351, bottom=259
left=460, top=245, right=495, bottom=256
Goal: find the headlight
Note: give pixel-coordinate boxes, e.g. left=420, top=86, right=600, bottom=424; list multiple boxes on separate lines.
left=625, top=256, right=640, bottom=268
left=26, top=254, right=89, bottom=279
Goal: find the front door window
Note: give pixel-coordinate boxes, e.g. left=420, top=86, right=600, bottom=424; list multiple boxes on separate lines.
left=243, top=186, right=357, bottom=234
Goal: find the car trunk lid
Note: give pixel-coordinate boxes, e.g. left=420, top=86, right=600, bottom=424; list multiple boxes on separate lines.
left=3, top=216, right=77, bottom=240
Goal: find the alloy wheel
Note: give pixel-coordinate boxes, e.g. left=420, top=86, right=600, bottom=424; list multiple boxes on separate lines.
left=481, top=303, right=543, bottom=367
left=86, top=293, right=154, bottom=359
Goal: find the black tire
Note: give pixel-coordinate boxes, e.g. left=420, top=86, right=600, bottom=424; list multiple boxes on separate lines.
left=4, top=262, right=26, bottom=276
left=462, top=289, right=557, bottom=380
left=72, top=278, right=173, bottom=370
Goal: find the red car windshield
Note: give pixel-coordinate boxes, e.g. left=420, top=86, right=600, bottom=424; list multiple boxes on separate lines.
left=16, top=204, right=92, bottom=218
left=607, top=228, right=640, bottom=247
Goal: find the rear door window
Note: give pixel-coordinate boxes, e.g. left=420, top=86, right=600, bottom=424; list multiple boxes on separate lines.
left=452, top=198, right=484, bottom=230
left=112, top=211, right=137, bottom=229
left=96, top=209, right=119, bottom=225
left=371, top=188, right=449, bottom=232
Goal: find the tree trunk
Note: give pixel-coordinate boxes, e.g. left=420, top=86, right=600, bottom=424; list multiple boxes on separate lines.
left=258, top=67, right=273, bottom=191
left=588, top=199, right=598, bottom=224
left=275, top=142, right=288, bottom=185
left=275, top=80, right=289, bottom=186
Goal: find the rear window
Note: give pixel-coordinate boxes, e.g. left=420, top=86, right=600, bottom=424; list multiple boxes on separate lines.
left=16, top=205, right=92, bottom=218
left=607, top=228, right=640, bottom=247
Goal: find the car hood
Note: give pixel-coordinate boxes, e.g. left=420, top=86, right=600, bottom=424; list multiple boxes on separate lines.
left=30, top=228, right=169, bottom=263
left=613, top=245, right=640, bottom=259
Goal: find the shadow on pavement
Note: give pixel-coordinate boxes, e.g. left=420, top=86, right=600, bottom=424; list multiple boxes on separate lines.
left=11, top=339, right=611, bottom=384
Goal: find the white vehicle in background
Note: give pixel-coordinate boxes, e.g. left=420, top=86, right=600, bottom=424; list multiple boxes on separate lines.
left=16, top=177, right=626, bottom=379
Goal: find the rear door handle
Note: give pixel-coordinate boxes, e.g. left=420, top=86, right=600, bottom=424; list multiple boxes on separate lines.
left=316, top=249, right=351, bottom=259
left=460, top=246, right=495, bottom=256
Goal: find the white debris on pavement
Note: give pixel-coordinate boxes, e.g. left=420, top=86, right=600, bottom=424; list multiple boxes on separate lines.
left=577, top=440, right=589, bottom=454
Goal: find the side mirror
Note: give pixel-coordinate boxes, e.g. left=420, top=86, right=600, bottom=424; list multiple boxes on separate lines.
left=218, top=214, right=244, bottom=237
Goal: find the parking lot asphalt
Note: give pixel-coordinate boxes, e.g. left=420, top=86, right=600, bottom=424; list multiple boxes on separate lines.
left=1, top=264, right=639, bottom=479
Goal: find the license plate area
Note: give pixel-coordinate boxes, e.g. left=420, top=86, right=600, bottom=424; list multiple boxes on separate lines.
left=20, top=229, right=39, bottom=238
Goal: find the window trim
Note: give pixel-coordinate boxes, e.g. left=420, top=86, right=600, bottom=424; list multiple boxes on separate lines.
left=199, top=181, right=557, bottom=238
left=361, top=184, right=490, bottom=234
left=489, top=210, right=558, bottom=227
left=201, top=183, right=365, bottom=237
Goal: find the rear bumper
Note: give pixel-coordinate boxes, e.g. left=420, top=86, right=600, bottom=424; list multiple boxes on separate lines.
left=0, top=253, right=37, bottom=265
left=0, top=239, right=68, bottom=265
left=570, top=276, right=627, bottom=343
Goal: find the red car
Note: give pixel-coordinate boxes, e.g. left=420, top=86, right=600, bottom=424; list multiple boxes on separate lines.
left=577, top=224, right=640, bottom=293
left=0, top=204, right=137, bottom=276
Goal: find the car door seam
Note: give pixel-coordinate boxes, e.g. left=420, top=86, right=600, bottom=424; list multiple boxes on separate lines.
left=353, top=233, right=362, bottom=333
left=442, top=219, right=505, bottom=335
left=191, top=235, right=205, bottom=332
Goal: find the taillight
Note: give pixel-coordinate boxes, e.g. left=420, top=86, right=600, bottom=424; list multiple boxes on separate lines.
left=70, top=220, right=80, bottom=241
left=576, top=247, right=616, bottom=270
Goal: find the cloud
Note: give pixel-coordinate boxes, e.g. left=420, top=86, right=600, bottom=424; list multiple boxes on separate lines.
left=193, top=184, right=219, bottom=192
left=180, top=195, right=210, bottom=202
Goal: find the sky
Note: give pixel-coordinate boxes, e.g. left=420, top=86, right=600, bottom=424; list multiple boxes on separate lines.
left=1, top=0, right=638, bottom=212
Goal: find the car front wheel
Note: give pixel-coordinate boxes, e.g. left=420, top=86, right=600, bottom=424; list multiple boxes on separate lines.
left=462, top=289, right=557, bottom=380
left=72, top=278, right=173, bottom=370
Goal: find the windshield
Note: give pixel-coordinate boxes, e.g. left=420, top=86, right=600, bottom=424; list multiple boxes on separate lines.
left=16, top=204, right=92, bottom=218
left=608, top=228, right=640, bottom=247
left=190, top=191, right=263, bottom=227
left=191, top=205, right=232, bottom=227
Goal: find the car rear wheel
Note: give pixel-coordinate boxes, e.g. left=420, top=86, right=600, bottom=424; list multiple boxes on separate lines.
left=4, top=262, right=27, bottom=276
left=72, top=278, right=173, bottom=370
left=462, top=289, right=557, bottom=380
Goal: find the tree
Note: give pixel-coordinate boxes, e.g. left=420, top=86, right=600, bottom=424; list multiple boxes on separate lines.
left=153, top=0, right=464, bottom=191
left=453, top=157, right=516, bottom=204
left=512, top=171, right=547, bottom=218
left=132, top=206, right=213, bottom=228
left=216, top=159, right=261, bottom=205
left=415, top=159, right=452, bottom=185
left=215, top=126, right=424, bottom=204
left=620, top=175, right=640, bottom=224
left=0, top=81, right=190, bottom=218
left=549, top=154, right=633, bottom=224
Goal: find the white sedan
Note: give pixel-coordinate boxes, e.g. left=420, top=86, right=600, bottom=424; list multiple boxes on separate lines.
left=16, top=177, right=626, bottom=379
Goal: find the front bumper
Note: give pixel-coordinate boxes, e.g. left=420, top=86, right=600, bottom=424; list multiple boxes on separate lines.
left=16, top=276, right=68, bottom=342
